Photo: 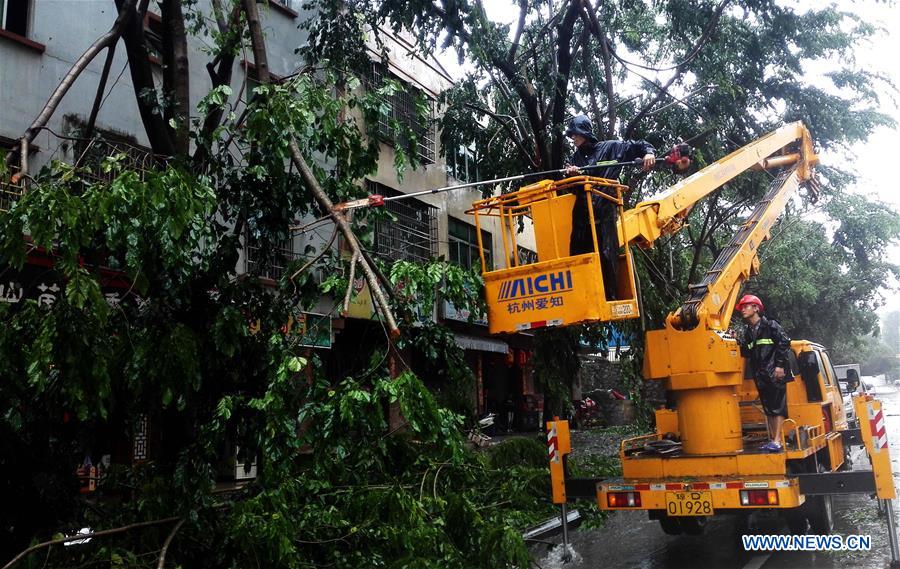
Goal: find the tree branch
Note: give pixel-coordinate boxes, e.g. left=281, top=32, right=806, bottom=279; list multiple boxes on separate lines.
left=239, top=0, right=400, bottom=337
left=161, top=0, right=191, bottom=154
left=623, top=72, right=680, bottom=138
left=431, top=0, right=548, bottom=168
left=288, top=142, right=400, bottom=337
left=463, top=103, right=538, bottom=169
left=11, top=0, right=137, bottom=165
left=156, top=518, right=185, bottom=569
left=210, top=0, right=228, bottom=32
left=548, top=0, right=583, bottom=169
left=506, top=0, right=527, bottom=63
left=623, top=0, right=730, bottom=137
left=85, top=42, right=119, bottom=138
left=194, top=1, right=243, bottom=167
left=687, top=197, right=715, bottom=284
left=610, top=0, right=731, bottom=73
left=2, top=517, right=181, bottom=569
left=581, top=28, right=604, bottom=138
left=582, top=0, right=617, bottom=137
left=288, top=224, right=338, bottom=298
left=342, top=250, right=360, bottom=316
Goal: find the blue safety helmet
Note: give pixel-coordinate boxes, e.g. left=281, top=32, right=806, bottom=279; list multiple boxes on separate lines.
left=565, top=114, right=598, bottom=142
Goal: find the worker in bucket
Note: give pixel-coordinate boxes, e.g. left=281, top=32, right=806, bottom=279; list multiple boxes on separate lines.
left=737, top=294, right=792, bottom=452
left=563, top=114, right=655, bottom=300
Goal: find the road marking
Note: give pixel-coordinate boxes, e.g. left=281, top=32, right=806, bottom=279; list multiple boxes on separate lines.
left=742, top=553, right=771, bottom=569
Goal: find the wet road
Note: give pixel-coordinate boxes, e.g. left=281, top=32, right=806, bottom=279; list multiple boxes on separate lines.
left=535, top=383, right=900, bottom=569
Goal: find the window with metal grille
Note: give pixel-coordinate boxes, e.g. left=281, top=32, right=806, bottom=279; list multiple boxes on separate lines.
left=68, top=121, right=154, bottom=184
left=246, top=236, right=300, bottom=281
left=367, top=62, right=436, bottom=164
left=369, top=180, right=438, bottom=263
left=449, top=217, right=492, bottom=270
left=1, top=0, right=28, bottom=37
left=448, top=142, right=478, bottom=183
left=517, top=246, right=538, bottom=266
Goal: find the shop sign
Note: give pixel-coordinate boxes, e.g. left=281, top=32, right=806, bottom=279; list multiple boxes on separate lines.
left=291, top=312, right=332, bottom=349
left=248, top=309, right=332, bottom=349
left=1, top=254, right=134, bottom=310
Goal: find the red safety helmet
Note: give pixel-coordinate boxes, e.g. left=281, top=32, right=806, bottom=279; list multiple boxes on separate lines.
left=736, top=294, right=764, bottom=312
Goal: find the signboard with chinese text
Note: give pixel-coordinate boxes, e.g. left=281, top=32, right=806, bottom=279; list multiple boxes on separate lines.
left=0, top=250, right=134, bottom=311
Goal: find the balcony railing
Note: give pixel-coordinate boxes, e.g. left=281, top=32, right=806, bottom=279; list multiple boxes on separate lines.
left=246, top=243, right=306, bottom=282
left=0, top=167, right=24, bottom=213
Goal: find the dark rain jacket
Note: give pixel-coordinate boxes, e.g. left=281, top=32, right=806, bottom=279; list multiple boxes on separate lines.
left=568, top=137, right=656, bottom=259
left=740, top=316, right=793, bottom=384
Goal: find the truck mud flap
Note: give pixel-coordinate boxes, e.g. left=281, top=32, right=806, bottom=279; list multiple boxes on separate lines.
left=796, top=470, right=877, bottom=496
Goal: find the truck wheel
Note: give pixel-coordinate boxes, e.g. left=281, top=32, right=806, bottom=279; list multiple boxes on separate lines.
left=806, top=461, right=835, bottom=534
left=806, top=495, right=834, bottom=535
left=659, top=516, right=683, bottom=535
left=680, top=516, right=707, bottom=535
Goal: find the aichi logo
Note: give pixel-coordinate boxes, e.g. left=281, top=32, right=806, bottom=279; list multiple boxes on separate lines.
left=498, top=270, right=573, bottom=302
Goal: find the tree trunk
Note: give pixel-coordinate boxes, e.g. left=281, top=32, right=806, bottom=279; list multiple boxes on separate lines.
left=548, top=0, right=582, bottom=169
left=161, top=0, right=190, bottom=154
left=116, top=0, right=176, bottom=156
left=193, top=2, right=243, bottom=167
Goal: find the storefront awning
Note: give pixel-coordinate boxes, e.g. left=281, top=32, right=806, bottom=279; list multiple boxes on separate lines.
left=454, top=333, right=509, bottom=354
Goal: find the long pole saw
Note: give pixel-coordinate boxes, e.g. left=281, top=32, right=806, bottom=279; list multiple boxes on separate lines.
left=334, top=143, right=693, bottom=212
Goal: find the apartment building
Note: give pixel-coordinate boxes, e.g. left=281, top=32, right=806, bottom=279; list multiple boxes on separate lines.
left=0, top=0, right=542, bottom=431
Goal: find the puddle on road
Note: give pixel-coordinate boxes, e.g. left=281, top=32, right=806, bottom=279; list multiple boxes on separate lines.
left=535, top=543, right=581, bottom=569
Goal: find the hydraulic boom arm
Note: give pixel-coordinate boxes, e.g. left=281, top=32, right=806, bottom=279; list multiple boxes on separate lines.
left=672, top=166, right=804, bottom=331
left=619, top=121, right=818, bottom=331
left=640, top=122, right=819, bottom=455
left=619, top=121, right=818, bottom=249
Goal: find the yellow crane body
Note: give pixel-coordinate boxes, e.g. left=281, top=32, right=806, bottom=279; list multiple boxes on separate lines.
left=487, top=121, right=898, bottom=537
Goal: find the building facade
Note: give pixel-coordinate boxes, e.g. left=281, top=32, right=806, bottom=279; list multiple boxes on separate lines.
left=0, top=0, right=542, bottom=434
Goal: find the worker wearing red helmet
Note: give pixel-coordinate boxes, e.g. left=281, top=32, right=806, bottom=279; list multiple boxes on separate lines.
left=737, top=294, right=793, bottom=452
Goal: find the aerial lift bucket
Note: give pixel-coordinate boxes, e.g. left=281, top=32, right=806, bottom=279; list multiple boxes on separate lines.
left=468, top=176, right=641, bottom=335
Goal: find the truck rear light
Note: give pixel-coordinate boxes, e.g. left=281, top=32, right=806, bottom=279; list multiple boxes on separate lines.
left=740, top=489, right=778, bottom=506
left=607, top=491, right=641, bottom=507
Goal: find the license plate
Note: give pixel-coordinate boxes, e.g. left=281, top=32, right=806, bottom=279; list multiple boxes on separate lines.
left=665, top=491, right=714, bottom=516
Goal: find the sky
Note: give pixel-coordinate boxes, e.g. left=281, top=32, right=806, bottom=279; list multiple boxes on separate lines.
left=435, top=0, right=900, bottom=318
left=809, top=0, right=900, bottom=317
